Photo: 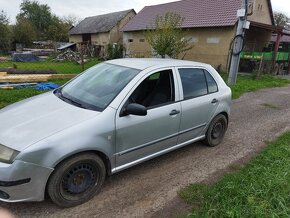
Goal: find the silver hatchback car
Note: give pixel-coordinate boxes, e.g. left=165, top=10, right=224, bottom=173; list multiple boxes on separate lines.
left=0, top=59, right=231, bottom=207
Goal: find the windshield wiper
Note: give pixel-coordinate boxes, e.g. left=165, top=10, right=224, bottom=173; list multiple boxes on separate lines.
left=56, top=88, right=88, bottom=109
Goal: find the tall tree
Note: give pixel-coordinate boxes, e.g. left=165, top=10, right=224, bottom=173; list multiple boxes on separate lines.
left=145, top=12, right=192, bottom=58
left=17, top=0, right=54, bottom=39
left=274, top=11, right=290, bottom=27
left=0, top=10, right=11, bottom=53
left=47, top=16, right=71, bottom=42
left=13, top=18, right=37, bottom=46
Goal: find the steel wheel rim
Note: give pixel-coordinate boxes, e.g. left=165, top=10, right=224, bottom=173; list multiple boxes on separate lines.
left=212, top=121, right=224, bottom=139
left=61, top=163, right=98, bottom=196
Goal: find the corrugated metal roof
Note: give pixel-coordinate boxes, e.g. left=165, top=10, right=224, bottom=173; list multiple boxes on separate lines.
left=69, top=9, right=134, bottom=35
left=122, top=0, right=274, bottom=32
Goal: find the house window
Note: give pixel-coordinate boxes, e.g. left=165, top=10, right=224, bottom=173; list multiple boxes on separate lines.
left=128, top=39, right=134, bottom=43
left=207, top=37, right=220, bottom=44
left=139, top=39, right=145, bottom=42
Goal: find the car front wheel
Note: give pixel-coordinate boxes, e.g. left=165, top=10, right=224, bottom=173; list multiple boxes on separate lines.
left=204, top=114, right=228, bottom=147
left=47, top=153, right=106, bottom=207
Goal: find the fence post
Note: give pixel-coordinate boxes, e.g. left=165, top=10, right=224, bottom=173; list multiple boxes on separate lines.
left=80, top=44, right=85, bottom=72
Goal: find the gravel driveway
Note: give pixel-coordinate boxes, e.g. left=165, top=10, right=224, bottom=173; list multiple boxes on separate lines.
left=2, top=85, right=290, bottom=218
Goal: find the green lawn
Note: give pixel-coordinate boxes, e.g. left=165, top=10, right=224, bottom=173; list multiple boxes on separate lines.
left=223, top=74, right=290, bottom=99
left=0, top=78, right=69, bottom=109
left=0, top=59, right=100, bottom=74
left=180, top=132, right=290, bottom=218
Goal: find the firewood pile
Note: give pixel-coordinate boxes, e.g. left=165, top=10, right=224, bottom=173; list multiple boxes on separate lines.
left=55, top=49, right=87, bottom=64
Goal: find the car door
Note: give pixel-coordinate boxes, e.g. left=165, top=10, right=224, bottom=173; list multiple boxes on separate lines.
left=176, top=67, right=220, bottom=144
left=115, top=68, right=181, bottom=168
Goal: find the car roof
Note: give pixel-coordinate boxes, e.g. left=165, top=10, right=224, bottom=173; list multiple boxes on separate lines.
left=106, top=58, right=211, bottom=70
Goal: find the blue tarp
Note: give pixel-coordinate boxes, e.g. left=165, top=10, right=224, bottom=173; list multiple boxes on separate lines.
left=15, top=83, right=60, bottom=91
left=12, top=53, right=40, bottom=62
left=35, top=83, right=60, bottom=91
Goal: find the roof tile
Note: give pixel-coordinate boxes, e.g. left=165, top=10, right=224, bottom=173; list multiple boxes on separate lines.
left=122, top=0, right=242, bottom=31
left=70, top=9, right=134, bottom=35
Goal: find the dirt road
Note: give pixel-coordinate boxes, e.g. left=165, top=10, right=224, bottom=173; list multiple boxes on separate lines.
left=2, top=85, right=290, bottom=218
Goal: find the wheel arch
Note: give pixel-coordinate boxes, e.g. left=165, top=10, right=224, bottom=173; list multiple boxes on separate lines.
left=219, top=111, right=229, bottom=124
left=51, top=150, right=112, bottom=176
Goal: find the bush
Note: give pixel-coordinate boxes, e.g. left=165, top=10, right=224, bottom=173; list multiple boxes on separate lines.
left=107, top=44, right=123, bottom=60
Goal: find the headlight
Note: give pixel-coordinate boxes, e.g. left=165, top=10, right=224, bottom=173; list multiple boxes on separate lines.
left=0, top=144, right=19, bottom=164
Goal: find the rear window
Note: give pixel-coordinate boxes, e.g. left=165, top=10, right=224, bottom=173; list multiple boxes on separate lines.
left=178, top=68, right=218, bottom=99
left=179, top=68, right=207, bottom=99
left=205, top=70, right=218, bottom=93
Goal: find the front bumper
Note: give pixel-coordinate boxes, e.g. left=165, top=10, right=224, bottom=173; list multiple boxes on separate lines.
left=0, top=160, right=53, bottom=202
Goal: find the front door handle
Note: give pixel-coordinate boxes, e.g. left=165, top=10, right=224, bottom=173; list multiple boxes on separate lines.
left=169, top=110, right=180, bottom=116
left=211, top=99, right=219, bottom=104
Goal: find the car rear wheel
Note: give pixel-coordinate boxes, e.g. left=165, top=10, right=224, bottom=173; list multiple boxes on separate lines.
left=47, top=153, right=106, bottom=207
left=204, top=114, right=228, bottom=147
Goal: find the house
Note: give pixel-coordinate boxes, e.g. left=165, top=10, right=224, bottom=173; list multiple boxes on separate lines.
left=69, top=9, right=136, bottom=55
left=122, top=0, right=275, bottom=71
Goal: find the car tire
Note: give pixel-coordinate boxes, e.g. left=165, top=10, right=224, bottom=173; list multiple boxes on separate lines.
left=47, top=153, right=106, bottom=207
left=204, top=114, right=228, bottom=147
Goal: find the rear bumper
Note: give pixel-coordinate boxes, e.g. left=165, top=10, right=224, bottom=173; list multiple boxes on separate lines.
left=0, top=160, right=53, bottom=202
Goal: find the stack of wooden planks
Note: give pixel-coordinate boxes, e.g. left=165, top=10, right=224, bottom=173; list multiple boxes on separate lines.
left=0, top=72, right=77, bottom=83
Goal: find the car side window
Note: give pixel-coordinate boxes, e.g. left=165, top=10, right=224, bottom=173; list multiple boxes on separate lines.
left=179, top=68, right=208, bottom=99
left=129, top=69, right=175, bottom=108
left=205, top=70, right=218, bottom=93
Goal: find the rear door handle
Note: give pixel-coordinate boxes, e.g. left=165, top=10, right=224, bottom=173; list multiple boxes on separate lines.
left=169, top=110, right=180, bottom=116
left=211, top=99, right=219, bottom=104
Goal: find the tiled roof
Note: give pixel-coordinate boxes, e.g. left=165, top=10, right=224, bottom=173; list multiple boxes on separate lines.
left=131, top=0, right=283, bottom=32
left=69, top=9, right=134, bottom=35
left=122, top=0, right=242, bottom=31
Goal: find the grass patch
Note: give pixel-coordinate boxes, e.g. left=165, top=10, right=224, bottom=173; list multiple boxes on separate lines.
left=0, top=78, right=70, bottom=109
left=0, top=59, right=100, bottom=74
left=180, top=132, right=290, bottom=218
left=222, top=74, right=290, bottom=99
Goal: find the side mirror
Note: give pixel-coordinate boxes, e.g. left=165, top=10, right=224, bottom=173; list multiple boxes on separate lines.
left=123, top=103, right=147, bottom=116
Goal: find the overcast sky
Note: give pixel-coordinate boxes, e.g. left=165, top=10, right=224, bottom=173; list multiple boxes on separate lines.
left=1, top=0, right=290, bottom=24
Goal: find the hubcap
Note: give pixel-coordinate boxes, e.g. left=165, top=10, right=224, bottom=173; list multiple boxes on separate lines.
left=62, top=164, right=97, bottom=195
left=212, top=122, right=223, bottom=139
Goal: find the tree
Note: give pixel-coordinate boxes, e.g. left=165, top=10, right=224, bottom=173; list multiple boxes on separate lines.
left=274, top=11, right=290, bottom=27
left=17, top=0, right=54, bottom=39
left=13, top=18, right=37, bottom=46
left=47, top=16, right=71, bottom=42
left=145, top=12, right=192, bottom=58
left=0, top=10, right=12, bottom=53
left=62, top=14, right=81, bottom=27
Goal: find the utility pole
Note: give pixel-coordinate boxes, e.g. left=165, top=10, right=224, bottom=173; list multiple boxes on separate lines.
left=228, top=0, right=249, bottom=85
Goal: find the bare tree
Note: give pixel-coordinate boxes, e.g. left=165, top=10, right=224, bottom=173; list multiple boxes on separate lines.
left=274, top=11, right=290, bottom=27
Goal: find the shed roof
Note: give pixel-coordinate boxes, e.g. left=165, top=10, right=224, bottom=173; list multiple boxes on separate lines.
left=122, top=0, right=274, bottom=32
left=69, top=9, right=134, bottom=35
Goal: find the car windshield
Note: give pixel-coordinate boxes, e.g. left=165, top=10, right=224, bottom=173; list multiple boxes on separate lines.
left=58, top=63, right=140, bottom=111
